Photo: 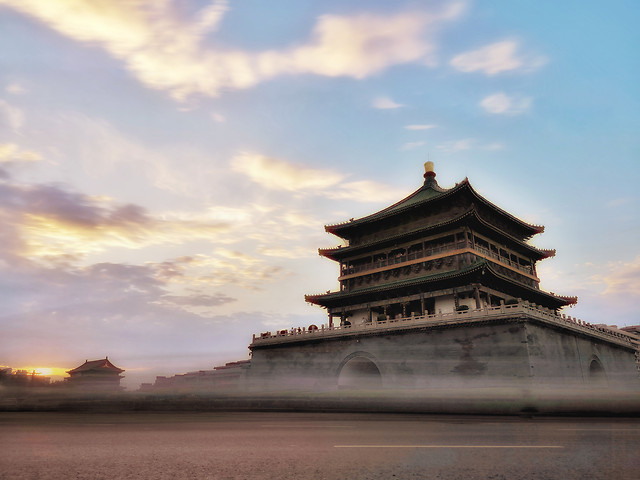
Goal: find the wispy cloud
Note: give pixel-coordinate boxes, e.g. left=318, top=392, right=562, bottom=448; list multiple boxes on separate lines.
left=5, top=83, right=27, bottom=95
left=450, top=40, right=546, bottom=75
left=401, top=141, right=426, bottom=151
left=161, top=293, right=236, bottom=308
left=0, top=0, right=464, bottom=100
left=231, top=152, right=344, bottom=193
left=0, top=144, right=42, bottom=164
left=372, top=96, right=404, bottom=109
left=0, top=179, right=232, bottom=263
left=437, top=138, right=474, bottom=152
left=231, top=151, right=403, bottom=203
left=0, top=99, right=24, bottom=131
left=404, top=124, right=437, bottom=130
left=211, top=112, right=226, bottom=123
left=480, top=92, right=532, bottom=115
left=595, top=256, right=640, bottom=297
left=436, top=138, right=504, bottom=152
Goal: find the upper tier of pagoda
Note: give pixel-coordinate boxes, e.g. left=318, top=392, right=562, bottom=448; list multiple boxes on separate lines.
left=325, top=161, right=545, bottom=244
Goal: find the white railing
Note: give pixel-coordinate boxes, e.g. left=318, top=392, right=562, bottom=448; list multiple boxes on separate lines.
left=251, top=301, right=635, bottom=349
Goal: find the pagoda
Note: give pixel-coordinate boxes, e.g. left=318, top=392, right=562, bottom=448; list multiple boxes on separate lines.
left=305, top=162, right=576, bottom=327
left=66, top=357, right=125, bottom=391
left=248, top=163, right=637, bottom=392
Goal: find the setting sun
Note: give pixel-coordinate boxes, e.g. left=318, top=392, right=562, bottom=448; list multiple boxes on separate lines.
left=17, top=367, right=68, bottom=378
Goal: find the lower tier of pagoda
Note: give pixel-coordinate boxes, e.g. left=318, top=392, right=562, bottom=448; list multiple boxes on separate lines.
left=305, top=259, right=577, bottom=323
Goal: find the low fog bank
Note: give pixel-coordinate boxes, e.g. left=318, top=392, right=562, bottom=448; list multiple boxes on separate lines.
left=2, top=384, right=639, bottom=416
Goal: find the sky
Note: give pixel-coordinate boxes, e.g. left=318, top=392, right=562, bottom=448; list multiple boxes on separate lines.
left=0, top=0, right=638, bottom=389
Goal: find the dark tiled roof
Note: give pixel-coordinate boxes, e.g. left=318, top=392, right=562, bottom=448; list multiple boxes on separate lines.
left=305, top=260, right=575, bottom=309
left=319, top=207, right=554, bottom=261
left=66, top=357, right=124, bottom=374
left=326, top=178, right=544, bottom=239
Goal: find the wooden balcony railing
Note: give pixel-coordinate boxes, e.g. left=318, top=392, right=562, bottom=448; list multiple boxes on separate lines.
left=340, top=242, right=533, bottom=278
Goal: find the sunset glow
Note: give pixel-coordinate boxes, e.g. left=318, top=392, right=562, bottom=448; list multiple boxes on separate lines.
left=1, top=0, right=638, bottom=389
left=15, top=367, right=68, bottom=379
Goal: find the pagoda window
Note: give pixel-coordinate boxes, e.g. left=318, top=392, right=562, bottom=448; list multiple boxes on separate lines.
left=408, top=243, right=423, bottom=260
left=473, top=236, right=489, bottom=254
left=350, top=256, right=372, bottom=274
left=373, top=253, right=387, bottom=268
left=340, top=262, right=346, bottom=275
left=389, top=248, right=406, bottom=265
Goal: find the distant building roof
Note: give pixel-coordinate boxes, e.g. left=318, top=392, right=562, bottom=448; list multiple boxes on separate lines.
left=66, top=357, right=124, bottom=375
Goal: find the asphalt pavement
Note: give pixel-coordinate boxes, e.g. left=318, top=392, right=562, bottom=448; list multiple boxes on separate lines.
left=0, top=411, right=638, bottom=479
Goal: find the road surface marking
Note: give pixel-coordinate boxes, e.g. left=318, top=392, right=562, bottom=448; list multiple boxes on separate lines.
left=261, top=425, right=352, bottom=428
left=334, top=445, right=564, bottom=449
left=558, top=428, right=638, bottom=432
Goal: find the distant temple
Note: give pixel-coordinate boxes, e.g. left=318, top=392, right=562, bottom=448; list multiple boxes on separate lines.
left=66, top=357, right=124, bottom=391
left=247, top=163, right=639, bottom=390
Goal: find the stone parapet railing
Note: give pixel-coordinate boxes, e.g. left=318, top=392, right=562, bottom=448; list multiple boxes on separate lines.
left=251, top=301, right=635, bottom=349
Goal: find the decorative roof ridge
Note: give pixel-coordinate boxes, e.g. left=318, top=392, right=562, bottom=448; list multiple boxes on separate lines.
left=320, top=207, right=550, bottom=259
left=461, top=181, right=545, bottom=235
left=307, top=259, right=576, bottom=308
left=325, top=176, right=544, bottom=238
left=468, top=207, right=553, bottom=257
left=325, top=178, right=458, bottom=234
left=554, top=294, right=578, bottom=305
left=481, top=262, right=577, bottom=306
left=66, top=357, right=124, bottom=374
left=319, top=207, right=478, bottom=257
left=305, top=261, right=487, bottom=301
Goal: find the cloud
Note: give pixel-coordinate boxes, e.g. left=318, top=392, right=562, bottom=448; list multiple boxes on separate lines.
left=0, top=0, right=465, bottom=99
left=606, top=197, right=633, bottom=208
left=0, top=144, right=42, bottom=164
left=270, top=8, right=461, bottom=79
left=231, top=152, right=404, bottom=203
left=328, top=180, right=405, bottom=203
left=482, top=142, right=506, bottom=151
left=372, top=96, right=404, bottom=109
left=30, top=112, right=232, bottom=200
left=436, top=138, right=504, bottom=153
left=0, top=180, right=232, bottom=263
left=401, top=141, right=426, bottom=151
left=211, top=112, right=226, bottom=123
left=437, top=138, right=474, bottom=152
left=161, top=293, right=236, bottom=308
left=5, top=83, right=27, bottom=95
left=450, top=40, right=546, bottom=75
left=597, top=256, right=640, bottom=297
left=405, top=124, right=436, bottom=130
left=231, top=152, right=344, bottom=193
left=480, top=92, right=532, bottom=115
left=0, top=99, right=24, bottom=131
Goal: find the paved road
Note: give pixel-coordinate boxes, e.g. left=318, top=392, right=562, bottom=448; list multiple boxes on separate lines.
left=1, top=412, right=638, bottom=479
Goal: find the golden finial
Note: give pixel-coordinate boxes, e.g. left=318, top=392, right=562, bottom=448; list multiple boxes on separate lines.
left=424, top=161, right=434, bottom=174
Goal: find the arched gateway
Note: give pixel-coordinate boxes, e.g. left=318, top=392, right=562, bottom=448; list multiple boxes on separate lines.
left=589, top=357, right=607, bottom=383
left=337, top=353, right=382, bottom=389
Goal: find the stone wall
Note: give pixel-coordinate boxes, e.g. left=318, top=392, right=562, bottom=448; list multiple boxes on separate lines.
left=523, top=322, right=638, bottom=385
left=248, top=318, right=639, bottom=392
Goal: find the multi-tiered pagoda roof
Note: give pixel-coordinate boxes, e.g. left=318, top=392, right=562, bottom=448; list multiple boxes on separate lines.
left=306, top=163, right=576, bottom=323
